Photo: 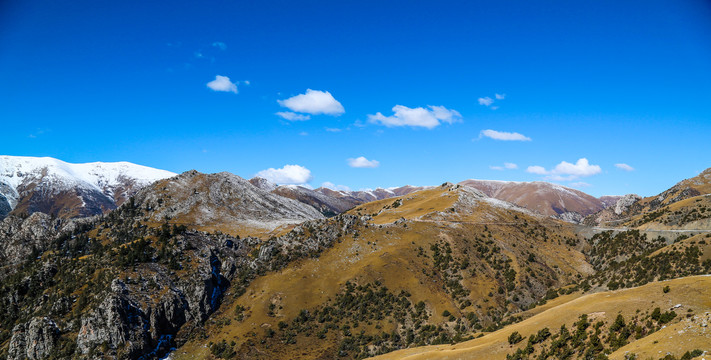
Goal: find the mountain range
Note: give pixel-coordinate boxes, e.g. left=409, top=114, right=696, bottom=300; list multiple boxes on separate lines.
left=1, top=155, right=710, bottom=360
left=1, top=156, right=622, bottom=225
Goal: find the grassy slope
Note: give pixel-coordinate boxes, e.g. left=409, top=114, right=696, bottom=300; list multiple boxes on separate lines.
left=627, top=195, right=711, bottom=230
left=173, top=185, right=589, bottom=359
left=372, top=275, right=711, bottom=360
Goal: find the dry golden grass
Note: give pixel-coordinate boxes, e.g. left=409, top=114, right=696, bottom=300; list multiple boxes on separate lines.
left=173, top=221, right=463, bottom=359
left=349, top=186, right=459, bottom=225
left=173, top=186, right=592, bottom=359
left=371, top=276, right=711, bottom=360
left=632, top=195, right=711, bottom=231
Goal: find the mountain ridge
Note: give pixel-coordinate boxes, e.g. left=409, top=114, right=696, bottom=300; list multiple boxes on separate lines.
left=458, top=179, right=610, bottom=220
left=0, top=155, right=176, bottom=219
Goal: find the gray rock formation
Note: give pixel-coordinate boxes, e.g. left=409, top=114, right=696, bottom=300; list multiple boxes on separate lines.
left=7, top=317, right=60, bottom=360
left=0, top=212, right=95, bottom=268
left=133, top=170, right=324, bottom=231
left=614, top=194, right=642, bottom=215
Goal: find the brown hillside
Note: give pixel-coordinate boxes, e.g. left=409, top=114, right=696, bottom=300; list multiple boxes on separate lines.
left=372, top=275, right=711, bottom=360
left=172, top=183, right=590, bottom=359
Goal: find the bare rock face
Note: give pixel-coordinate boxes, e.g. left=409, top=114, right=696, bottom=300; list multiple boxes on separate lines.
left=557, top=211, right=584, bottom=223
left=248, top=176, right=277, bottom=192
left=7, top=317, right=60, bottom=360
left=74, top=239, right=234, bottom=359
left=599, top=195, right=623, bottom=208
left=0, top=213, right=58, bottom=266
left=133, top=170, right=324, bottom=231
left=582, top=193, right=641, bottom=226
left=0, top=183, right=13, bottom=218
left=614, top=194, right=642, bottom=215
left=0, top=213, right=95, bottom=268
left=76, top=292, right=152, bottom=358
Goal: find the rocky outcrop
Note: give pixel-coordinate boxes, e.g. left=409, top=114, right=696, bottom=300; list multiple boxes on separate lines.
left=598, top=195, right=623, bottom=209
left=614, top=194, right=642, bottom=215
left=582, top=194, right=641, bottom=226
left=76, top=292, right=152, bottom=358
left=248, top=177, right=277, bottom=192
left=647, top=186, right=701, bottom=211
left=7, top=317, right=60, bottom=360
left=0, top=213, right=59, bottom=266
left=557, top=211, right=584, bottom=223
left=0, top=183, right=13, bottom=219
left=76, top=246, right=231, bottom=359
left=0, top=213, right=95, bottom=268
left=132, top=170, right=324, bottom=232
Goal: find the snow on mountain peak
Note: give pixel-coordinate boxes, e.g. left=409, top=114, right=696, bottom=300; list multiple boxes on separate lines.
left=0, top=155, right=176, bottom=191
left=0, top=155, right=177, bottom=217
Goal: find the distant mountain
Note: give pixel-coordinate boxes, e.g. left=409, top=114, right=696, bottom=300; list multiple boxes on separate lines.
left=249, top=177, right=358, bottom=216
left=0, top=155, right=176, bottom=219
left=314, top=185, right=429, bottom=203
left=134, top=171, right=324, bottom=235
left=248, top=177, right=431, bottom=217
left=458, top=179, right=605, bottom=220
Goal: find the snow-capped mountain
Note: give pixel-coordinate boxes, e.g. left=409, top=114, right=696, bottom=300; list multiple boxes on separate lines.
left=0, top=155, right=176, bottom=219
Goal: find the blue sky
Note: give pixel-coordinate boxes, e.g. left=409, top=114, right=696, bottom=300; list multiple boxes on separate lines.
left=1, top=0, right=710, bottom=197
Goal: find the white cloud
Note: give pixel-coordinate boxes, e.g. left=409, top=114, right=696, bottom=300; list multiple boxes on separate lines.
left=206, top=75, right=238, bottom=93
left=429, top=105, right=462, bottom=124
left=478, top=97, right=494, bottom=106
left=212, top=42, right=227, bottom=50
left=321, top=182, right=351, bottom=192
left=552, top=158, right=602, bottom=177
left=277, top=89, right=345, bottom=116
left=526, top=165, right=548, bottom=175
left=367, top=105, right=462, bottom=129
left=347, top=156, right=380, bottom=168
left=276, top=111, right=311, bottom=121
left=615, top=163, right=635, bottom=171
left=299, top=131, right=308, bottom=136
left=527, top=158, right=602, bottom=181
left=479, top=93, right=506, bottom=108
left=491, top=162, right=518, bottom=171
left=255, top=165, right=313, bottom=185
left=325, top=128, right=342, bottom=132
left=480, top=129, right=531, bottom=141
left=570, top=181, right=591, bottom=188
